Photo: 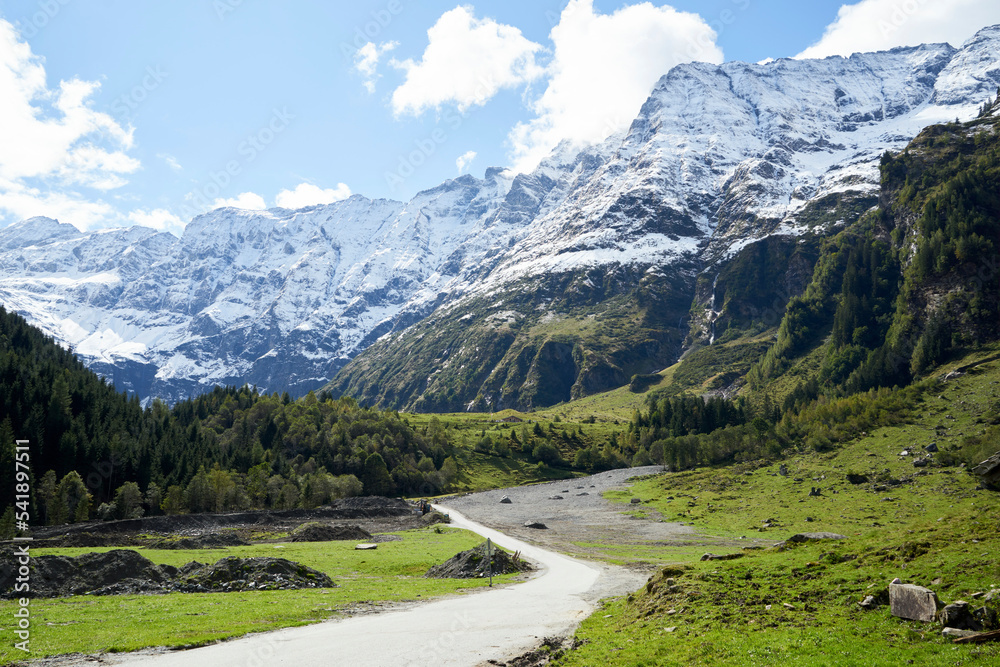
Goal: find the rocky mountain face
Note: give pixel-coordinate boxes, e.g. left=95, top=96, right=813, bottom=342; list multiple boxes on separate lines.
left=2, top=26, right=999, bottom=408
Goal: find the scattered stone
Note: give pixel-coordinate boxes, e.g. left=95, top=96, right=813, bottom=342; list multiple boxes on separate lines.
left=664, top=626, right=677, bottom=633
left=778, top=465, right=788, bottom=477
left=913, top=456, right=932, bottom=468
left=290, top=522, right=372, bottom=542
left=782, top=603, right=795, bottom=610
left=499, top=496, right=512, bottom=504
left=548, top=495, right=564, bottom=500
left=355, top=543, right=378, bottom=550
left=973, top=452, right=1000, bottom=487
left=700, top=552, right=743, bottom=561
left=943, top=628, right=980, bottom=639
left=925, top=442, right=939, bottom=453
left=787, top=532, right=847, bottom=543
left=889, top=582, right=940, bottom=622
left=859, top=595, right=879, bottom=610
left=846, top=473, right=868, bottom=485
left=941, top=601, right=976, bottom=630
left=900, top=450, right=911, bottom=457
left=630, top=498, right=642, bottom=504
left=974, top=605, right=998, bottom=630
left=524, top=521, right=548, bottom=529
left=576, top=492, right=589, bottom=496
left=425, top=542, right=532, bottom=579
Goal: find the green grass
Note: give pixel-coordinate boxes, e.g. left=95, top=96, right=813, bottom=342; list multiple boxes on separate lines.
left=0, top=526, right=520, bottom=664
left=550, top=355, right=1000, bottom=665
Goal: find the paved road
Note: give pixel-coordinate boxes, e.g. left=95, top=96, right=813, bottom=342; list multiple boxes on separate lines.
left=109, top=506, right=609, bottom=667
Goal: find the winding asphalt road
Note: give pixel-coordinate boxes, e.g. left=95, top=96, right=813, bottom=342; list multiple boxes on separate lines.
left=109, top=505, right=610, bottom=667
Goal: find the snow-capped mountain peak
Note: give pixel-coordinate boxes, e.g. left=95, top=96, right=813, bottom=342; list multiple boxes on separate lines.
left=2, top=26, right=999, bottom=405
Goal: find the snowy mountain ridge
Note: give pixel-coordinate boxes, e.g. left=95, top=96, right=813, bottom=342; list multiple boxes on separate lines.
left=2, top=26, right=999, bottom=405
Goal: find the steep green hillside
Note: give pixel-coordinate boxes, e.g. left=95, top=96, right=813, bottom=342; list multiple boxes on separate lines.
left=326, top=264, right=695, bottom=412
left=554, top=349, right=1000, bottom=666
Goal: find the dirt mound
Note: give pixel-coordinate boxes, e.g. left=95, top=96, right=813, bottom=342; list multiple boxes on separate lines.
left=32, top=532, right=146, bottom=548
left=2, top=549, right=172, bottom=598
left=179, top=556, right=334, bottom=592
left=151, top=533, right=251, bottom=549
left=289, top=523, right=372, bottom=542
left=425, top=543, right=533, bottom=579
left=419, top=511, right=450, bottom=526
left=0, top=549, right=333, bottom=598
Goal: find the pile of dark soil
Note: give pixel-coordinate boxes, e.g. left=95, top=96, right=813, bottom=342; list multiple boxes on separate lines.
left=425, top=543, right=533, bottom=579
left=0, top=549, right=333, bottom=598
left=289, top=522, right=372, bottom=542
left=419, top=511, right=450, bottom=526
left=30, top=533, right=147, bottom=548
left=178, top=556, right=334, bottom=592
left=492, top=637, right=582, bottom=666
left=2, top=550, right=172, bottom=598
left=150, top=533, right=251, bottom=549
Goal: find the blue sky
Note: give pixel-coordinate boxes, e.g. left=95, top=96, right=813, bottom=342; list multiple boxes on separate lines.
left=1, top=0, right=998, bottom=235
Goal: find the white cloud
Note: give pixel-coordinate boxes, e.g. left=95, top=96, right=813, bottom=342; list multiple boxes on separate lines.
left=455, top=150, right=477, bottom=174
left=275, top=182, right=352, bottom=209
left=508, top=0, right=724, bottom=173
left=212, top=192, right=267, bottom=210
left=354, top=41, right=397, bottom=93
left=158, top=153, right=183, bottom=171
left=0, top=177, right=117, bottom=230
left=0, top=19, right=138, bottom=228
left=128, top=208, right=186, bottom=235
left=390, top=6, right=545, bottom=116
left=797, top=0, right=1000, bottom=59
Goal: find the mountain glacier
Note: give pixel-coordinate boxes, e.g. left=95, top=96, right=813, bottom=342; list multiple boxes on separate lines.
left=2, top=26, right=999, bottom=406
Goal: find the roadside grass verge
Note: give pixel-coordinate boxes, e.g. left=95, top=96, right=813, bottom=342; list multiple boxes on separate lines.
left=0, top=526, right=519, bottom=664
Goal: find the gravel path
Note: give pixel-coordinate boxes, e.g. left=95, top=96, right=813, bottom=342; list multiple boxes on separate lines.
left=443, top=466, right=696, bottom=566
